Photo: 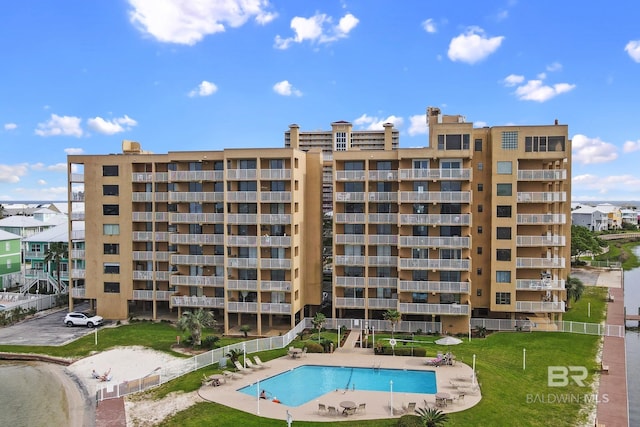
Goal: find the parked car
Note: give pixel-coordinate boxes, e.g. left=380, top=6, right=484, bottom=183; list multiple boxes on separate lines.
left=64, top=312, right=104, bottom=328
left=0, top=304, right=6, bottom=311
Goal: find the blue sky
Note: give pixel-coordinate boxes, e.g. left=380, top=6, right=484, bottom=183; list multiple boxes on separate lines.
left=1, top=0, right=640, bottom=202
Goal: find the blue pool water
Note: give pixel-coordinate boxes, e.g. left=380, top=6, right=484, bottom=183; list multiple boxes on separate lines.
left=238, top=365, right=437, bottom=407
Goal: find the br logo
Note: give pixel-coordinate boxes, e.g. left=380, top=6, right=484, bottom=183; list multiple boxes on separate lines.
left=547, top=366, right=588, bottom=387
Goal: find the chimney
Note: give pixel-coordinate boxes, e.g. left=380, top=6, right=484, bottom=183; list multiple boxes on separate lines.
left=288, top=124, right=300, bottom=149
left=554, top=119, right=559, bottom=125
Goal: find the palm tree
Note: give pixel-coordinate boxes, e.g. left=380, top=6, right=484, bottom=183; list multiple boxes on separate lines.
left=565, top=275, right=585, bottom=309
left=44, top=242, right=68, bottom=293
left=383, top=309, right=401, bottom=338
left=415, top=406, right=448, bottom=427
left=239, top=324, right=251, bottom=338
left=225, top=348, right=241, bottom=363
left=312, top=312, right=326, bottom=343
left=176, top=308, right=216, bottom=347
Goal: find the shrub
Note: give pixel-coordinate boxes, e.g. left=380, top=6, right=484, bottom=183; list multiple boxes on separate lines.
left=304, top=342, right=324, bottom=353
left=397, top=414, right=423, bottom=427
left=375, top=346, right=426, bottom=357
left=203, top=335, right=220, bottom=349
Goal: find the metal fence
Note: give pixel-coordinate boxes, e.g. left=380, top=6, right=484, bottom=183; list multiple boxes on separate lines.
left=554, top=320, right=624, bottom=338
left=0, top=293, right=64, bottom=312
left=471, top=318, right=533, bottom=331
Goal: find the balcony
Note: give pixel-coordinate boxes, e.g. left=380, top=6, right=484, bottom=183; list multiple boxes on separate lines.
left=517, top=192, right=567, bottom=203
left=368, top=235, right=398, bottom=245
left=368, top=256, right=398, bottom=267
left=260, top=235, right=291, bottom=247
left=227, top=169, right=258, bottom=180
left=400, top=302, right=470, bottom=315
left=260, top=169, right=292, bottom=180
left=335, top=171, right=366, bottom=181
left=334, top=255, right=366, bottom=266
left=172, top=295, right=226, bottom=309
left=367, top=213, right=397, bottom=224
left=155, top=271, right=171, bottom=281
left=70, top=212, right=85, bottom=221
left=227, top=257, right=258, bottom=268
left=71, top=193, right=85, bottom=202
left=335, top=213, right=366, bottom=223
left=227, top=301, right=259, bottom=313
left=516, top=257, right=565, bottom=268
left=133, top=271, right=154, bottom=280
left=169, top=192, right=224, bottom=202
left=399, top=213, right=471, bottom=226
left=334, top=297, right=366, bottom=308
left=71, top=268, right=86, bottom=279
left=517, top=169, right=567, bottom=181
left=168, top=170, right=222, bottom=181
left=227, top=236, right=258, bottom=246
left=261, top=303, right=292, bottom=314
left=71, top=287, right=86, bottom=298
left=260, top=214, right=292, bottom=224
left=398, top=280, right=471, bottom=294
left=70, top=249, right=85, bottom=259
left=367, top=192, right=398, bottom=203
left=260, top=191, right=292, bottom=203
left=226, top=191, right=258, bottom=202
left=335, top=234, right=366, bottom=245
left=132, top=192, right=153, bottom=202
left=399, top=191, right=471, bottom=203
left=25, top=251, right=46, bottom=259
left=336, top=192, right=366, bottom=202
left=516, top=235, right=566, bottom=247
left=71, top=230, right=85, bottom=240
left=517, top=214, right=566, bottom=225
left=399, top=236, right=470, bottom=249
left=170, top=213, right=224, bottom=223
left=70, top=173, right=84, bottom=182
left=515, top=301, right=565, bottom=312
left=398, top=168, right=472, bottom=180
left=171, top=275, right=224, bottom=286
left=227, top=214, right=258, bottom=224
left=131, top=172, right=168, bottom=182
left=516, top=279, right=566, bottom=291
left=367, top=277, right=398, bottom=288
left=368, top=170, right=398, bottom=181
left=335, top=276, right=366, bottom=288
left=132, top=212, right=169, bottom=222
left=260, top=281, right=291, bottom=291
left=399, top=258, right=471, bottom=271
left=368, top=298, right=398, bottom=309
left=170, top=234, right=218, bottom=245
left=260, top=259, right=292, bottom=269
left=227, top=280, right=259, bottom=291
left=171, top=254, right=224, bottom=266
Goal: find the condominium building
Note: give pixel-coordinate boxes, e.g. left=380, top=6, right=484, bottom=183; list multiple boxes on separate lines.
left=285, top=121, right=399, bottom=213
left=67, top=142, right=323, bottom=335
left=326, top=107, right=570, bottom=332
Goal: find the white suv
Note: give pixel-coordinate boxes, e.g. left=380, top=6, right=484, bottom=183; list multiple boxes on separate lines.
left=64, top=312, right=104, bottom=328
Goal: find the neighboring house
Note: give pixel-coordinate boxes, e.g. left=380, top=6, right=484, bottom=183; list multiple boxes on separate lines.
left=23, top=223, right=70, bottom=294
left=571, top=205, right=609, bottom=231
left=0, top=230, right=22, bottom=290
left=595, top=203, right=623, bottom=230
left=620, top=208, right=639, bottom=227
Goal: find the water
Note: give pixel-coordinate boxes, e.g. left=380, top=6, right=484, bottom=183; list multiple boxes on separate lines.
left=0, top=361, right=72, bottom=427
left=238, top=365, right=437, bottom=407
left=623, top=249, right=640, bottom=426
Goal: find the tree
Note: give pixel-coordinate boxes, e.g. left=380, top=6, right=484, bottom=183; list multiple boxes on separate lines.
left=225, top=348, right=241, bottom=363
left=383, top=309, right=401, bottom=338
left=415, top=406, right=448, bottom=427
left=239, top=324, right=251, bottom=338
left=176, top=308, right=215, bottom=347
left=571, top=225, right=605, bottom=263
left=565, top=275, right=585, bottom=309
left=312, top=312, right=326, bottom=343
left=44, top=242, right=68, bottom=293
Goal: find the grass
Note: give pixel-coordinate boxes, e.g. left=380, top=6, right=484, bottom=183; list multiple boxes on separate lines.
left=595, top=240, right=640, bottom=270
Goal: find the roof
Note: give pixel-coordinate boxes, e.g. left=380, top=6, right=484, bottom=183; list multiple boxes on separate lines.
left=0, top=213, right=67, bottom=228
left=0, top=229, right=21, bottom=241
left=23, top=222, right=76, bottom=243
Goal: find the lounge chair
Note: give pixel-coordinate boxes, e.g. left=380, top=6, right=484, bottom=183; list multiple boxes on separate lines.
left=356, top=403, right=366, bottom=414
left=233, top=360, right=251, bottom=374
left=301, top=347, right=308, bottom=357
left=327, top=406, right=339, bottom=416
left=245, top=358, right=262, bottom=370
left=402, top=402, right=417, bottom=414
left=425, top=357, right=443, bottom=366
left=318, top=403, right=327, bottom=414
left=222, top=370, right=240, bottom=380
left=253, top=356, right=270, bottom=368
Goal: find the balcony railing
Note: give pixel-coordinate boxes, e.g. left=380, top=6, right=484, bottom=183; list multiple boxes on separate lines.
left=399, top=258, right=471, bottom=270
left=227, top=236, right=258, bottom=247
left=260, top=169, right=292, bottom=180
left=260, top=303, right=292, bottom=314
left=131, top=172, right=168, bottom=182
left=334, top=256, right=366, bottom=266
left=226, top=214, right=258, bottom=224
left=227, top=280, right=259, bottom=291
left=169, top=192, right=224, bottom=202
left=517, top=169, right=567, bottom=181
left=516, top=301, right=565, bottom=312
left=335, top=276, right=366, bottom=287
left=260, top=259, right=292, bottom=269
left=335, top=192, right=366, bottom=202
left=71, top=230, right=85, bottom=240
left=133, top=271, right=154, bottom=280
left=71, top=269, right=86, bottom=279
left=168, top=170, right=222, bottom=181
left=367, top=213, right=397, bottom=223
left=335, top=213, right=366, bottom=223
left=170, top=234, right=219, bottom=245
left=400, top=302, right=470, bottom=315
left=260, top=214, right=292, bottom=224
left=368, top=235, right=398, bottom=245
left=399, top=213, right=471, bottom=226
left=398, top=168, right=472, bottom=180
left=368, top=170, right=398, bottom=181
left=70, top=212, right=85, bottom=221
left=399, top=236, right=470, bottom=249
left=516, top=235, right=566, bottom=247
left=398, top=280, right=471, bottom=294
left=226, top=191, right=258, bottom=202
left=260, top=281, right=291, bottom=291
left=227, top=301, right=258, bottom=313
left=171, top=255, right=224, bottom=266
left=368, top=298, right=398, bottom=309
left=171, top=275, right=224, bottom=286
left=367, top=277, right=397, bottom=288
left=71, top=287, right=86, bottom=298
left=132, top=212, right=169, bottom=222
left=334, top=297, right=366, bottom=308
left=227, top=257, right=258, bottom=268
left=335, top=234, right=366, bottom=245
left=132, top=290, right=172, bottom=301
left=171, top=295, right=226, bottom=308
left=70, top=173, right=84, bottom=182
left=516, top=279, right=566, bottom=291
left=226, top=169, right=257, bottom=180
left=517, top=192, right=567, bottom=203
left=260, top=192, right=292, bottom=203
left=170, top=213, right=224, bottom=223
left=516, top=257, right=565, bottom=268
left=368, top=256, right=398, bottom=266
left=335, top=171, right=366, bottom=181
left=70, top=249, right=85, bottom=259
left=367, top=192, right=398, bottom=202
left=260, top=236, right=291, bottom=247
left=517, top=214, right=566, bottom=225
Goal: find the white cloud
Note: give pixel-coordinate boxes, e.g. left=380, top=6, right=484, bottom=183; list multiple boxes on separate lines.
left=274, top=12, right=359, bottom=49
left=4, top=123, right=17, bottom=130
left=273, top=80, right=302, bottom=97
left=35, top=114, right=83, bottom=137
left=448, top=27, right=504, bottom=64
left=572, top=134, right=618, bottom=165
left=496, top=10, right=508, bottom=21
left=353, top=114, right=403, bottom=131
left=546, top=62, right=563, bottom=72
left=474, top=121, right=488, bottom=128
left=623, top=140, right=640, bottom=153
left=64, top=148, right=85, bottom=155
left=408, top=114, right=428, bottom=136
left=536, top=72, right=547, bottom=80
left=13, top=186, right=68, bottom=201
left=37, top=179, right=46, bottom=185
left=514, top=80, right=576, bottom=102
left=0, top=164, right=28, bottom=183
left=573, top=173, right=640, bottom=196
left=30, top=162, right=67, bottom=172
left=128, top=0, right=277, bottom=45
left=503, top=74, right=524, bottom=87
left=188, top=80, right=218, bottom=97
left=87, top=115, right=138, bottom=135
left=422, top=18, right=437, bottom=33
left=625, top=40, right=640, bottom=62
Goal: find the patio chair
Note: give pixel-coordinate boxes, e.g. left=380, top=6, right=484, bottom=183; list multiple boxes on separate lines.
left=327, top=406, right=339, bottom=416
left=222, top=370, right=240, bottom=380
left=245, top=358, right=262, bottom=370
left=425, top=356, right=443, bottom=367
left=318, top=403, right=327, bottom=414
left=356, top=403, right=366, bottom=414
left=301, top=347, right=308, bottom=357
left=233, top=360, right=251, bottom=374
left=253, top=356, right=270, bottom=368
left=402, top=402, right=417, bottom=414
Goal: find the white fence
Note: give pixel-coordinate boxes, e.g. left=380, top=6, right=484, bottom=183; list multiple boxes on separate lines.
left=0, top=293, right=64, bottom=313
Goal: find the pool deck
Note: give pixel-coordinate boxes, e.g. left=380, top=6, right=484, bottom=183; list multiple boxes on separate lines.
left=198, top=342, right=481, bottom=423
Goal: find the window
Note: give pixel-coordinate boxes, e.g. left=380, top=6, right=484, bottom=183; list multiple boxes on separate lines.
left=477, top=268, right=482, bottom=275
left=104, top=244, right=119, bottom=254
left=477, top=226, right=483, bottom=234
left=104, top=282, right=120, bottom=293
left=103, top=204, right=119, bottom=215
left=103, top=224, right=120, bottom=235
left=103, top=165, right=119, bottom=176
left=476, top=289, right=482, bottom=296
left=497, top=161, right=512, bottom=174
left=496, top=249, right=511, bottom=261
left=497, top=205, right=512, bottom=218
left=335, top=132, right=347, bottom=151
left=497, top=227, right=512, bottom=239
left=496, top=292, right=511, bottom=304
left=477, top=247, right=483, bottom=255
left=104, top=263, right=120, bottom=274
left=497, top=183, right=512, bottom=196
left=437, top=134, right=470, bottom=150
left=478, top=204, right=483, bottom=213
left=477, top=183, right=483, bottom=192
left=477, top=162, right=483, bottom=171
left=501, top=131, right=518, bottom=150
left=474, top=139, right=482, bottom=151
left=103, top=185, right=119, bottom=196
left=496, top=271, right=511, bottom=283
left=525, top=136, right=566, bottom=152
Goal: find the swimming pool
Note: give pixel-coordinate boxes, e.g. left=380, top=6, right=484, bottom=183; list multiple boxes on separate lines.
left=237, top=365, right=437, bottom=407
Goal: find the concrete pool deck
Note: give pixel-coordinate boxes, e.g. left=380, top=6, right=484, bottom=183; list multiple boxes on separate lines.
left=198, top=345, right=481, bottom=423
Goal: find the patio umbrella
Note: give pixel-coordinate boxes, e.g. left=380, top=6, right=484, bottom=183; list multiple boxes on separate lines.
left=435, top=336, right=463, bottom=346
